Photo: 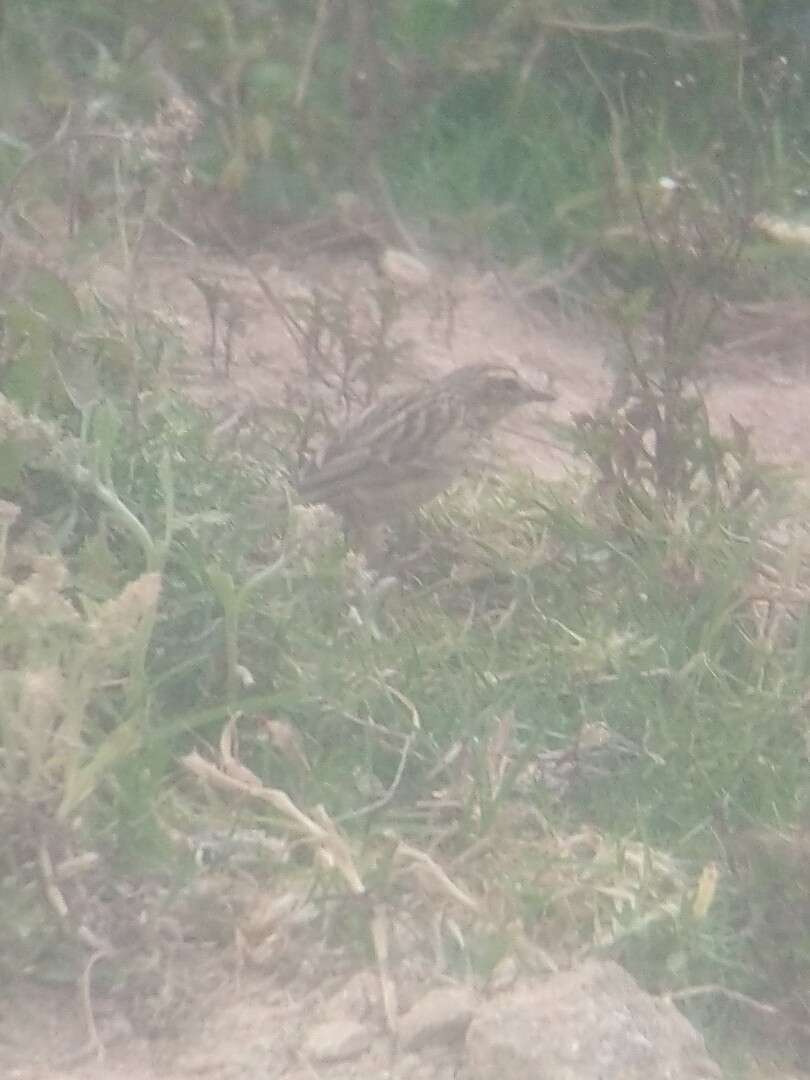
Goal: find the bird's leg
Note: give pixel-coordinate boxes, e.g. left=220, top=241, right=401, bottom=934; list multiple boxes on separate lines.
left=338, top=509, right=399, bottom=575
left=385, top=512, right=434, bottom=571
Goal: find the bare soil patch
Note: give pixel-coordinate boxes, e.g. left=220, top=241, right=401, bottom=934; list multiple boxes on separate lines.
left=88, top=248, right=810, bottom=485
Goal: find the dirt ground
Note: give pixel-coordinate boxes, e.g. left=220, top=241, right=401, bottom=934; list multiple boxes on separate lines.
left=6, top=248, right=810, bottom=1080
left=118, top=249, right=810, bottom=484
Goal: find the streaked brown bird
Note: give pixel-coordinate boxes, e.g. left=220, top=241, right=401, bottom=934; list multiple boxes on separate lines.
left=297, top=363, right=555, bottom=559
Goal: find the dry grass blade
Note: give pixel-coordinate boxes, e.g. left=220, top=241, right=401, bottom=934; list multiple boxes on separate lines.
left=182, top=728, right=365, bottom=896
left=38, top=841, right=69, bottom=920
left=371, top=903, right=399, bottom=1035
left=664, top=983, right=779, bottom=1016
left=183, top=721, right=416, bottom=1035
left=390, top=837, right=481, bottom=914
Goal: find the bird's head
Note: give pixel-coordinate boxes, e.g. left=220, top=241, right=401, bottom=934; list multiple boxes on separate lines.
left=446, top=363, right=556, bottom=426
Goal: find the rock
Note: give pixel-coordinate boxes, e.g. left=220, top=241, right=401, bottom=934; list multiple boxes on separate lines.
left=464, top=960, right=722, bottom=1080
left=399, top=986, right=478, bottom=1051
left=304, top=1019, right=373, bottom=1063
left=380, top=248, right=433, bottom=291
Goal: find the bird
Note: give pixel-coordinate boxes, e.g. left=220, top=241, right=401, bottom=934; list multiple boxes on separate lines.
left=297, top=363, right=555, bottom=560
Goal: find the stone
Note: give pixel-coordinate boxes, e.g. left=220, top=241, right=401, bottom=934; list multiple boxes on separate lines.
left=399, top=986, right=478, bottom=1051
left=380, top=248, right=433, bottom=291
left=464, top=959, right=722, bottom=1080
left=304, top=1019, right=373, bottom=1063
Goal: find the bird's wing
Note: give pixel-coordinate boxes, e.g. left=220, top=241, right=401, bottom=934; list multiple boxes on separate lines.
left=298, top=389, right=463, bottom=499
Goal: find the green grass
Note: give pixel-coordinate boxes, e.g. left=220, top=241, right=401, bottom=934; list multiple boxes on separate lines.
left=8, top=0, right=808, bottom=267
left=2, top=347, right=809, bottom=1066
left=0, top=199, right=804, bottom=1080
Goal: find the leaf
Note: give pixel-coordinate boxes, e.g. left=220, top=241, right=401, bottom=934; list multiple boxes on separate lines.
left=219, top=152, right=248, bottom=193
left=82, top=334, right=131, bottom=371
left=157, top=448, right=174, bottom=505
left=1, top=302, right=52, bottom=409
left=618, top=288, right=654, bottom=329
left=25, top=268, right=82, bottom=331
left=3, top=301, right=52, bottom=351
left=250, top=113, right=274, bottom=158
left=207, top=565, right=237, bottom=607
left=0, top=439, right=25, bottom=493
left=75, top=525, right=121, bottom=599
left=244, top=60, right=294, bottom=100
left=56, top=354, right=102, bottom=412
left=58, top=717, right=142, bottom=821
left=1, top=353, right=47, bottom=411
left=91, top=401, right=122, bottom=461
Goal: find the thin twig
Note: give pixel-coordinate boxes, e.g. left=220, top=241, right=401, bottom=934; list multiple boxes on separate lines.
left=369, top=160, right=421, bottom=256
left=574, top=42, right=629, bottom=196
left=203, top=213, right=310, bottom=358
